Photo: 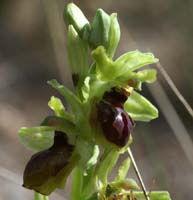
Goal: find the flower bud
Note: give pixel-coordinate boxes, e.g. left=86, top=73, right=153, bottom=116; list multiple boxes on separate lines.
left=67, top=25, right=88, bottom=86
left=64, top=3, right=89, bottom=36
left=106, top=13, right=120, bottom=58
left=89, top=9, right=111, bottom=49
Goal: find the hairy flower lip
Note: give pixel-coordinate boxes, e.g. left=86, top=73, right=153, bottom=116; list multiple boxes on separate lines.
left=103, top=87, right=130, bottom=108
left=97, top=101, right=134, bottom=147
left=23, top=131, right=75, bottom=195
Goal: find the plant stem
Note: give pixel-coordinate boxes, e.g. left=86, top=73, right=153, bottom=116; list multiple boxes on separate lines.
left=34, top=192, right=48, bottom=200
left=70, top=167, right=83, bottom=200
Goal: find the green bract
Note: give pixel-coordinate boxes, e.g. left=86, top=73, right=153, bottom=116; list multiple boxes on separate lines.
left=18, top=3, right=172, bottom=200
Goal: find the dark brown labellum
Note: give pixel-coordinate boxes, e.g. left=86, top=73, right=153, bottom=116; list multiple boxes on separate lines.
left=23, top=131, right=75, bottom=195
left=97, top=101, right=134, bottom=147
left=103, top=87, right=130, bottom=108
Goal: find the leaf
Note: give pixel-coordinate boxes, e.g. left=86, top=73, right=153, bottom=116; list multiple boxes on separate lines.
left=19, top=126, right=55, bottom=152
left=114, top=158, right=131, bottom=181
left=115, top=50, right=158, bottom=74
left=124, top=91, right=158, bottom=121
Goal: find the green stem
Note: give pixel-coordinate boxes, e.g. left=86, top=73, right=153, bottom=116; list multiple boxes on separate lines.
left=34, top=192, right=48, bottom=200
left=70, top=167, right=83, bottom=200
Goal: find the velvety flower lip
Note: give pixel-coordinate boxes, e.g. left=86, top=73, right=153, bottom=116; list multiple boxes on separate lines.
left=103, top=87, right=130, bottom=108
left=97, top=101, right=134, bottom=147
left=23, top=131, right=74, bottom=195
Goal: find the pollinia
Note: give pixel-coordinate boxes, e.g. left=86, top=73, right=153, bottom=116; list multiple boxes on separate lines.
left=19, top=3, right=171, bottom=200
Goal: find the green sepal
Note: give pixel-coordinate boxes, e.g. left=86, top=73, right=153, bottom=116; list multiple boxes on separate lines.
left=48, top=79, right=83, bottom=119
left=89, top=9, right=111, bottom=49
left=124, top=91, right=158, bottom=121
left=91, top=46, right=115, bottom=80
left=115, top=50, right=158, bottom=74
left=64, top=3, right=89, bottom=36
left=114, top=158, right=131, bottom=181
left=67, top=25, right=88, bottom=85
left=19, top=126, right=55, bottom=152
left=41, top=116, right=76, bottom=139
left=106, top=13, right=120, bottom=58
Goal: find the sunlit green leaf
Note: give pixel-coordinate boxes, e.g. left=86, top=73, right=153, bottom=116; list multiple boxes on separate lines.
left=124, top=91, right=158, bottom=121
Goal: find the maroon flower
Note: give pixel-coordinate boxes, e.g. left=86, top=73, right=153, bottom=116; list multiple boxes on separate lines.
left=23, top=131, right=75, bottom=195
left=97, top=101, right=134, bottom=147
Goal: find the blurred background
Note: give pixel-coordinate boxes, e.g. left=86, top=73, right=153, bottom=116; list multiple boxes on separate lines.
left=0, top=0, right=193, bottom=199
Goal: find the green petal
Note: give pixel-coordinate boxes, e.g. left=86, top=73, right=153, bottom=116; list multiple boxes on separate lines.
left=19, top=126, right=55, bottom=152
left=124, top=91, right=158, bottom=121
left=115, top=50, right=158, bottom=74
